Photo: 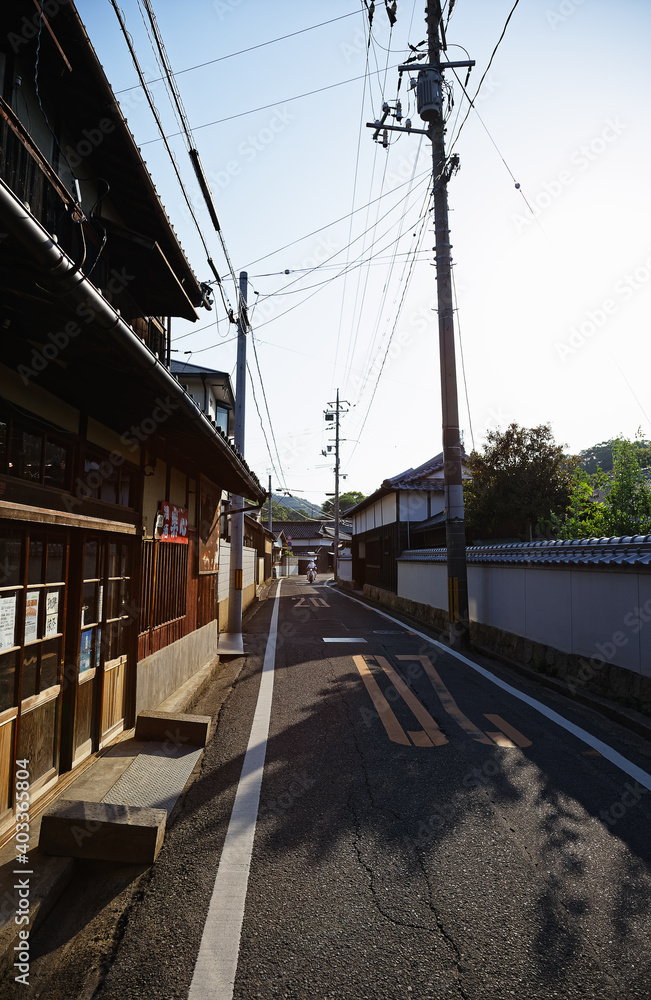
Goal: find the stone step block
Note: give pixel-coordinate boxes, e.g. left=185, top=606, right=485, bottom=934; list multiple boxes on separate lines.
left=135, top=710, right=211, bottom=747
left=39, top=799, right=166, bottom=864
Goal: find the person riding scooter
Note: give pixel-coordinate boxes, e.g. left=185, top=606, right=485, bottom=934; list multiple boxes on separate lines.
left=306, top=559, right=317, bottom=583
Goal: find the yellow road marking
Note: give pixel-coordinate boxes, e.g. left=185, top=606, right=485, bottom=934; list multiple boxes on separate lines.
left=397, top=655, right=493, bottom=745
left=352, top=655, right=411, bottom=746
left=485, top=731, right=517, bottom=748
left=408, top=730, right=434, bottom=747
left=374, top=656, right=448, bottom=747
left=483, top=714, right=532, bottom=748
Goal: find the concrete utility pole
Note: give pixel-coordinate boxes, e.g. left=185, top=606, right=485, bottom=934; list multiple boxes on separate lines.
left=220, top=271, right=248, bottom=656
left=324, top=390, right=349, bottom=580
left=366, top=0, right=472, bottom=648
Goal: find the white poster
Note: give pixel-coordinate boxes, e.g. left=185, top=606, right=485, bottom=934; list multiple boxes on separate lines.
left=45, top=590, right=59, bottom=637
left=0, top=594, right=17, bottom=652
left=24, top=591, right=40, bottom=643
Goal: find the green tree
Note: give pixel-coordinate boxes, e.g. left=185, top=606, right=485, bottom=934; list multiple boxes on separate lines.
left=260, top=497, right=292, bottom=522
left=321, top=491, right=366, bottom=518
left=578, top=435, right=651, bottom=474
left=464, top=423, right=577, bottom=542
left=554, top=437, right=651, bottom=538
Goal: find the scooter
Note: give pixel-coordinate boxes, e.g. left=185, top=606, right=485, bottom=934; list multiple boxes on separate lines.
left=306, top=568, right=316, bottom=583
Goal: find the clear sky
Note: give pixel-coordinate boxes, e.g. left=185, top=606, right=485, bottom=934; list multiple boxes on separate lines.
left=75, top=0, right=651, bottom=503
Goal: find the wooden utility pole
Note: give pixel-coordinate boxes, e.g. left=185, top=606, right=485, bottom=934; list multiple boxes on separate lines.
left=366, top=0, right=472, bottom=648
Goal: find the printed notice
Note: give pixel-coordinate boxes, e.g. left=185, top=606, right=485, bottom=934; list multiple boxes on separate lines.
left=24, top=592, right=40, bottom=643
left=0, top=593, right=17, bottom=651
left=45, top=591, right=59, bottom=637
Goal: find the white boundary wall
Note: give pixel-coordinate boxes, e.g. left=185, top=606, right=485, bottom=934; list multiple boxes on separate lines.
left=398, top=543, right=651, bottom=680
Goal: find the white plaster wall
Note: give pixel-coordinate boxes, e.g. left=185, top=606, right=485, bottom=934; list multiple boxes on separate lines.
left=398, top=555, right=651, bottom=678
left=569, top=571, right=641, bottom=672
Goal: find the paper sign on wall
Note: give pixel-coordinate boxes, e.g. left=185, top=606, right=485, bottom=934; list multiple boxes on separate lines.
left=25, top=591, right=40, bottom=643
left=0, top=594, right=16, bottom=652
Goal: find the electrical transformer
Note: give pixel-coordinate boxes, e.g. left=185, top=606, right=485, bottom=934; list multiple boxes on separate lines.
left=416, top=70, right=442, bottom=122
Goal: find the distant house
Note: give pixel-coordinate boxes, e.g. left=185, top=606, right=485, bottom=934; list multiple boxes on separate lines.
left=272, top=520, right=352, bottom=575
left=346, top=452, right=471, bottom=593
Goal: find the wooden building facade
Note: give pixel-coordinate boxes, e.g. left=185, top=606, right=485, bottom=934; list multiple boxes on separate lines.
left=0, top=1, right=264, bottom=838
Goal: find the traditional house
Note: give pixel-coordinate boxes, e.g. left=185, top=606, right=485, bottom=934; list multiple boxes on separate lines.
left=169, top=361, right=235, bottom=439
left=271, top=520, right=351, bottom=575
left=346, top=452, right=471, bottom=593
left=0, top=1, right=264, bottom=837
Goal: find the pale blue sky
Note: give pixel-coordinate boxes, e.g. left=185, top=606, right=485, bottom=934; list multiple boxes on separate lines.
left=76, top=0, right=651, bottom=501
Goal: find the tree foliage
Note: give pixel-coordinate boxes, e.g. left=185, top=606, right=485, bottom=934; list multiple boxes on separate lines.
left=464, top=423, right=577, bottom=541
left=554, top=437, right=651, bottom=538
left=321, top=491, right=366, bottom=518
left=578, top=436, right=651, bottom=474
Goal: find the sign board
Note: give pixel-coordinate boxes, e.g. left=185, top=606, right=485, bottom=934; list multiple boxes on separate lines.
left=0, top=594, right=16, bottom=652
left=159, top=502, right=189, bottom=544
left=199, top=476, right=221, bottom=574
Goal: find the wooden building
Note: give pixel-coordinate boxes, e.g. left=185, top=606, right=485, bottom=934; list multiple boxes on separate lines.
left=347, top=453, right=471, bottom=594
left=0, top=1, right=264, bottom=837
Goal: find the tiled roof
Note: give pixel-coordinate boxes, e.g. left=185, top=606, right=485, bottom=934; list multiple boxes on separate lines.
left=398, top=536, right=651, bottom=567
left=383, top=451, right=471, bottom=491
left=272, top=520, right=332, bottom=539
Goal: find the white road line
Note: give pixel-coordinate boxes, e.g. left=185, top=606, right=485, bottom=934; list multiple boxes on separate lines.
left=189, top=581, right=282, bottom=1000
left=332, top=585, right=651, bottom=791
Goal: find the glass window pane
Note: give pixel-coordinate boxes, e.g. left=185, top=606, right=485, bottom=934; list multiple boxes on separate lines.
left=28, top=537, right=44, bottom=585
left=0, top=650, right=17, bottom=711
left=46, top=540, right=64, bottom=583
left=40, top=638, right=60, bottom=690
left=82, top=581, right=98, bottom=626
left=84, top=539, right=98, bottom=580
left=107, top=580, right=120, bottom=620
left=83, top=458, right=101, bottom=498
left=108, top=543, right=118, bottom=578
left=119, top=470, right=132, bottom=507
left=0, top=530, right=22, bottom=587
left=22, top=647, right=38, bottom=699
left=0, top=420, right=7, bottom=473
left=13, top=430, right=43, bottom=482
left=99, top=472, right=117, bottom=504
left=44, top=440, right=68, bottom=489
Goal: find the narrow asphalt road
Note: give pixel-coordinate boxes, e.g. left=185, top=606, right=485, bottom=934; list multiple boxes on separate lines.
left=8, top=577, right=651, bottom=999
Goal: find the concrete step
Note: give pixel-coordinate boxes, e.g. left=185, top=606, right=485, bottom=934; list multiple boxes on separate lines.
left=135, top=709, right=211, bottom=747
left=38, top=800, right=166, bottom=864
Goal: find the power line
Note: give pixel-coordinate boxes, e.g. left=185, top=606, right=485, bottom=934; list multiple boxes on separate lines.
left=114, top=10, right=361, bottom=94
left=242, top=166, right=430, bottom=270
left=447, top=0, right=522, bottom=155
left=250, top=332, right=288, bottom=491
left=139, top=62, right=405, bottom=146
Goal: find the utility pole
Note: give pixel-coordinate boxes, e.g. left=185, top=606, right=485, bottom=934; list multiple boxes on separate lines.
left=366, top=0, right=472, bottom=648
left=220, top=271, right=248, bottom=656
left=267, top=474, right=272, bottom=531
left=324, top=390, right=349, bottom=580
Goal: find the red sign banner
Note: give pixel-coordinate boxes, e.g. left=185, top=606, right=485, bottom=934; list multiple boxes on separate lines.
left=159, top=502, right=189, bottom=543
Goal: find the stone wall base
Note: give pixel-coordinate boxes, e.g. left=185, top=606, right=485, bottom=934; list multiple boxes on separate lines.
left=362, top=585, right=651, bottom=716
